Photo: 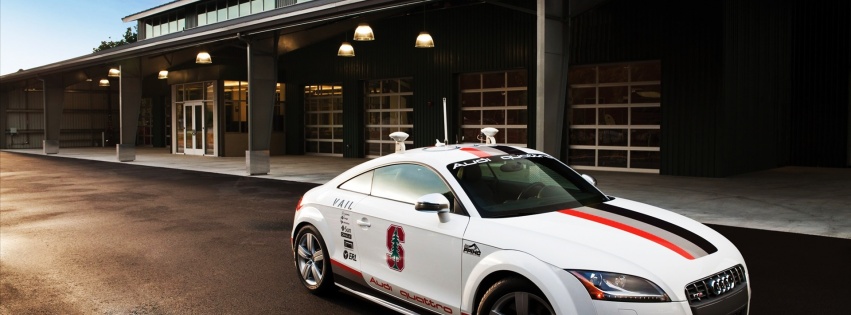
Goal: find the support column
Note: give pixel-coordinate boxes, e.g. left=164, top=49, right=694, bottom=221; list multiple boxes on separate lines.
left=535, top=0, right=568, bottom=156
left=244, top=33, right=278, bottom=175
left=117, top=59, right=142, bottom=162
left=42, top=77, right=65, bottom=154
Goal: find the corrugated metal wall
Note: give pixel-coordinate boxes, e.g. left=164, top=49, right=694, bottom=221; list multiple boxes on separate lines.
left=281, top=3, right=535, bottom=157
left=569, top=0, right=849, bottom=176
left=788, top=0, right=850, bottom=167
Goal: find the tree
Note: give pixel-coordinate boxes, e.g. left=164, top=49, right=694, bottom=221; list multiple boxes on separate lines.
left=93, top=27, right=138, bottom=52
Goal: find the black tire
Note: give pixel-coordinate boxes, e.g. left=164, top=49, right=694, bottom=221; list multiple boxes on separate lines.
left=476, top=277, right=555, bottom=315
left=293, top=225, right=335, bottom=295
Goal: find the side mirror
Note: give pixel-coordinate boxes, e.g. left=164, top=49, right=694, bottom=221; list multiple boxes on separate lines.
left=581, top=174, right=597, bottom=186
left=415, top=193, right=451, bottom=223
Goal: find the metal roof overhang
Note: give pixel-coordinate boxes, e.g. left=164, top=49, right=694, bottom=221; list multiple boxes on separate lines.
left=0, top=0, right=427, bottom=83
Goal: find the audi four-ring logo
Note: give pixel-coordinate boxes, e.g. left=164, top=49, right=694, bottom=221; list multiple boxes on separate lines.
left=708, top=274, right=735, bottom=295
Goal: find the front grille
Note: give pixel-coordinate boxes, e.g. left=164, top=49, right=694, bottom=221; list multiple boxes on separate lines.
left=685, top=264, right=747, bottom=303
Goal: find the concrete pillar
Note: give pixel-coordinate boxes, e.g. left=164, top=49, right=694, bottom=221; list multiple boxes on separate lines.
left=535, top=0, right=567, bottom=157
left=244, top=33, right=278, bottom=175
left=42, top=77, right=65, bottom=154
left=117, top=59, right=142, bottom=162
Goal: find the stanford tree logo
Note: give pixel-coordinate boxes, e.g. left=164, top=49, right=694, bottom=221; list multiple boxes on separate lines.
left=386, top=225, right=406, bottom=271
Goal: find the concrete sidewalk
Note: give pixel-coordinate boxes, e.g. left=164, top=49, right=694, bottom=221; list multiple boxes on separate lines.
left=3, top=147, right=849, bottom=239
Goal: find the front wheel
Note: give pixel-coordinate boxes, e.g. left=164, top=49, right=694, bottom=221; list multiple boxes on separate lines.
left=294, top=225, right=334, bottom=295
left=477, top=277, right=555, bottom=315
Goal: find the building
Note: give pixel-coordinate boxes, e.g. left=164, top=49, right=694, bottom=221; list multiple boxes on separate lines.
left=1, top=0, right=848, bottom=177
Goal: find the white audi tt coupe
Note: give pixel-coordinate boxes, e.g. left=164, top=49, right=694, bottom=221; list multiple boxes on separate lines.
left=291, top=143, right=750, bottom=315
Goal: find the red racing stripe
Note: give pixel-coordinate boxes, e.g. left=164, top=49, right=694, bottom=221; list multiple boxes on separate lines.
left=460, top=147, right=492, bottom=158
left=331, top=259, right=363, bottom=277
left=558, top=209, right=696, bottom=260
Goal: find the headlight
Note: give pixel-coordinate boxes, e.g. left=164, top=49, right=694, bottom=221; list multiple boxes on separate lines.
left=568, top=270, right=670, bottom=302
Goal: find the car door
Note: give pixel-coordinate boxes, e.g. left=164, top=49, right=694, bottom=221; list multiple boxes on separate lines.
left=350, top=163, right=469, bottom=315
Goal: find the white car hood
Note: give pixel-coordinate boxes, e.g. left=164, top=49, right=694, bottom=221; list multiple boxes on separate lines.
left=464, top=197, right=747, bottom=301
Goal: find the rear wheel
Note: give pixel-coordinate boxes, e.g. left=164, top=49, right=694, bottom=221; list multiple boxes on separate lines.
left=294, top=225, right=334, bottom=294
left=477, top=277, right=555, bottom=315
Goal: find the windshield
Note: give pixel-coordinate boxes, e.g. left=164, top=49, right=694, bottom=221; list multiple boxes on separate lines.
left=447, top=154, right=609, bottom=218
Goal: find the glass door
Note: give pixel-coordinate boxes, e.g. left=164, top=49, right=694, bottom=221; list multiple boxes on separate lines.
left=183, top=101, right=206, bottom=155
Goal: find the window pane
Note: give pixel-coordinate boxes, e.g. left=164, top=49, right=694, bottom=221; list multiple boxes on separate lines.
left=571, top=87, right=596, bottom=105
left=631, top=107, right=661, bottom=125
left=570, top=108, right=595, bottom=125
left=482, top=110, right=504, bottom=126
left=482, top=92, right=504, bottom=107
left=507, top=91, right=527, bottom=106
left=482, top=73, right=505, bottom=88
left=372, top=164, right=449, bottom=204
left=630, top=129, right=660, bottom=147
left=599, top=64, right=628, bottom=83
left=569, top=67, right=596, bottom=84
left=461, top=92, right=480, bottom=107
left=599, top=108, right=627, bottom=125
left=598, top=150, right=627, bottom=167
left=340, top=170, right=373, bottom=194
left=462, top=110, right=481, bottom=125
left=506, top=128, right=526, bottom=144
left=631, top=84, right=661, bottom=103
left=569, top=129, right=596, bottom=145
left=568, top=149, right=595, bottom=166
left=599, top=86, right=628, bottom=104
left=598, top=129, right=627, bottom=146
left=507, top=70, right=527, bottom=87
left=460, top=74, right=479, bottom=89
left=506, top=110, right=527, bottom=124
left=631, top=63, right=661, bottom=82
left=630, top=151, right=660, bottom=169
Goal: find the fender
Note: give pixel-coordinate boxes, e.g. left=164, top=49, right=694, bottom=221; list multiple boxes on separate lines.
left=292, top=205, right=334, bottom=253
left=459, top=249, right=595, bottom=315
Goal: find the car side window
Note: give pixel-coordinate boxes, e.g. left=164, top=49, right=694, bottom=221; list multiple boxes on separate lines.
left=371, top=164, right=450, bottom=205
left=339, top=170, right=374, bottom=194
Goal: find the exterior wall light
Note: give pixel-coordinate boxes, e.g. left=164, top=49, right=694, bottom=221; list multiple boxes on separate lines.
left=158, top=70, right=169, bottom=79
left=353, top=23, right=375, bottom=41
left=337, top=42, right=355, bottom=57
left=196, top=52, right=212, bottom=64
left=108, top=68, right=120, bottom=77
left=98, top=79, right=110, bottom=87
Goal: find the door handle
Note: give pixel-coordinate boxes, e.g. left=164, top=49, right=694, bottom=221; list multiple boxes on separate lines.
left=356, top=218, right=371, bottom=228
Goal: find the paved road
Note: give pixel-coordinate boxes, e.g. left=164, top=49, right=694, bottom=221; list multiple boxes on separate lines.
left=0, top=152, right=392, bottom=315
left=2, top=151, right=849, bottom=314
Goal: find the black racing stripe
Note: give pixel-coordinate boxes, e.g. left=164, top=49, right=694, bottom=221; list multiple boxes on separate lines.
left=590, top=203, right=718, bottom=255
left=491, top=145, right=527, bottom=155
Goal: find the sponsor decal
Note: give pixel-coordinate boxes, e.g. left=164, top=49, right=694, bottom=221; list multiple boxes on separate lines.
left=333, top=198, right=354, bottom=210
left=344, top=240, right=354, bottom=250
left=452, top=157, right=491, bottom=170
left=369, top=276, right=393, bottom=291
left=343, top=250, right=357, bottom=261
left=463, top=243, right=481, bottom=256
left=386, top=225, right=406, bottom=271
left=341, top=225, right=352, bottom=239
left=340, top=211, right=350, bottom=225
left=367, top=276, right=454, bottom=314
left=401, top=290, right=453, bottom=314
left=559, top=203, right=718, bottom=260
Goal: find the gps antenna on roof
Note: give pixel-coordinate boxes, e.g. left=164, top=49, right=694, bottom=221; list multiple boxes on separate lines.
left=390, top=132, right=409, bottom=153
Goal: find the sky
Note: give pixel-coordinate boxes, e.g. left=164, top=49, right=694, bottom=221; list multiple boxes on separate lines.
left=0, top=0, right=173, bottom=76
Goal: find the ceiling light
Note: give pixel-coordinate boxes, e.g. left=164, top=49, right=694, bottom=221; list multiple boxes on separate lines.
left=196, top=52, right=212, bottom=64
left=353, top=23, right=375, bottom=41
left=415, top=32, right=435, bottom=48
left=337, top=42, right=355, bottom=57
left=98, top=79, right=110, bottom=87
left=158, top=70, right=169, bottom=79
left=108, top=68, right=120, bottom=77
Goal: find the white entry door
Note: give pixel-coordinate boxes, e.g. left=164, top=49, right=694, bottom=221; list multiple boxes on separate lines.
left=183, top=101, right=206, bottom=155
